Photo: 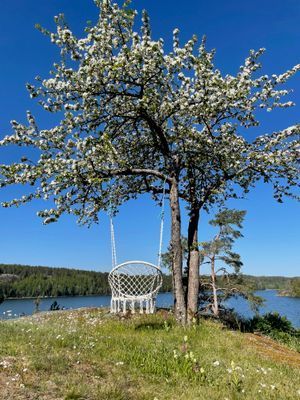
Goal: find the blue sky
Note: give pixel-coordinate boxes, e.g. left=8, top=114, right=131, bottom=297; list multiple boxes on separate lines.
left=0, top=0, right=299, bottom=276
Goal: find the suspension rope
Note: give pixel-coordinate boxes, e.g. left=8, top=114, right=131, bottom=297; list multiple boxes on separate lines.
left=109, top=179, right=166, bottom=270
left=157, top=180, right=167, bottom=269
left=110, top=215, right=117, bottom=269
left=109, top=197, right=117, bottom=269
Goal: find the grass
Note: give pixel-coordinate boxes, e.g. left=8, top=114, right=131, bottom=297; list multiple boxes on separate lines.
left=0, top=308, right=299, bottom=400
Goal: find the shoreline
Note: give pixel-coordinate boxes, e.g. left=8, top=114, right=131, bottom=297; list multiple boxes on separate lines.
left=3, top=291, right=172, bottom=301
left=3, top=294, right=112, bottom=301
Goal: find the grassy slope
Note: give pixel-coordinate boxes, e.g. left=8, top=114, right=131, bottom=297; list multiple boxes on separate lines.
left=0, top=309, right=299, bottom=400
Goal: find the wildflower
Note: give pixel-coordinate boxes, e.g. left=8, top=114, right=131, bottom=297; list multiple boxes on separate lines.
left=213, top=360, right=220, bottom=366
left=116, top=361, right=124, bottom=366
left=200, top=367, right=205, bottom=374
left=183, top=335, right=188, bottom=343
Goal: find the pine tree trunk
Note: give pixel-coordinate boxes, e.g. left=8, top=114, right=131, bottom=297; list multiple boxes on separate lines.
left=169, top=179, right=186, bottom=325
left=211, top=256, right=219, bottom=316
left=187, top=207, right=200, bottom=324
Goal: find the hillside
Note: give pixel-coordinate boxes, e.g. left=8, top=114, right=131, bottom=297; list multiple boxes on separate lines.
left=279, top=278, right=300, bottom=298
left=0, top=309, right=299, bottom=400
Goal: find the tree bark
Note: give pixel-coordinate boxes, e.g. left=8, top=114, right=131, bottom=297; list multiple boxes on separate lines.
left=169, top=179, right=186, bottom=325
left=211, top=256, right=219, bottom=316
left=186, top=207, right=200, bottom=324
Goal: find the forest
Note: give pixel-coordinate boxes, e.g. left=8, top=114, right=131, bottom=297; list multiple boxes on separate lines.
left=0, top=263, right=172, bottom=298
left=0, top=264, right=298, bottom=299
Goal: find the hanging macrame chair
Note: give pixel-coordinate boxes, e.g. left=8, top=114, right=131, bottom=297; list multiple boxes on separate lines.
left=108, top=186, right=165, bottom=314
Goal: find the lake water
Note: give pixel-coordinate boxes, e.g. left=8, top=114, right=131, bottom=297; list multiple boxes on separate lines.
left=0, top=290, right=299, bottom=328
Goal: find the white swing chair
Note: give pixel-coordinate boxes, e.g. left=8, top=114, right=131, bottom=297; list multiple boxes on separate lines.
left=108, top=189, right=165, bottom=314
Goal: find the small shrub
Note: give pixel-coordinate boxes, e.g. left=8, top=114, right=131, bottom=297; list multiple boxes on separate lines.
left=251, top=312, right=293, bottom=334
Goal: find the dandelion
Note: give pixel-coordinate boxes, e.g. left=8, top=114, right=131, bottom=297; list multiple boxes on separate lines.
left=183, top=335, right=188, bottom=343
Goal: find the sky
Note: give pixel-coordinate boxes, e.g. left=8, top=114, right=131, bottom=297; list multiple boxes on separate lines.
left=0, top=0, right=299, bottom=276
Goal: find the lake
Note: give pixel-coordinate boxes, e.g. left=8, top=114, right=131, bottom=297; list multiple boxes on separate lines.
left=0, top=290, right=299, bottom=328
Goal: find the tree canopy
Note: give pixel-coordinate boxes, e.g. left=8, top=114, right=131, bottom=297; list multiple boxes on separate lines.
left=0, top=1, right=299, bottom=222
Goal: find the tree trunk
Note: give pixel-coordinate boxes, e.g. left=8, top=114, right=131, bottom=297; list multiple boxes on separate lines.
left=169, top=179, right=186, bottom=325
left=186, top=207, right=200, bottom=324
left=211, top=256, right=219, bottom=316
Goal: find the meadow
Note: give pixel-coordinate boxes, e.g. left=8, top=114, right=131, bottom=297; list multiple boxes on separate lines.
left=0, top=308, right=299, bottom=400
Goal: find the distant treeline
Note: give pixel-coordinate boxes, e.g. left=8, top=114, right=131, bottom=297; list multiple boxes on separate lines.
left=241, top=275, right=292, bottom=291
left=0, top=264, right=298, bottom=299
left=0, top=264, right=173, bottom=299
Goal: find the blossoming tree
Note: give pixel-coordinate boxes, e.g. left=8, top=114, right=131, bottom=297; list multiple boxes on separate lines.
left=1, top=0, right=299, bottom=324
